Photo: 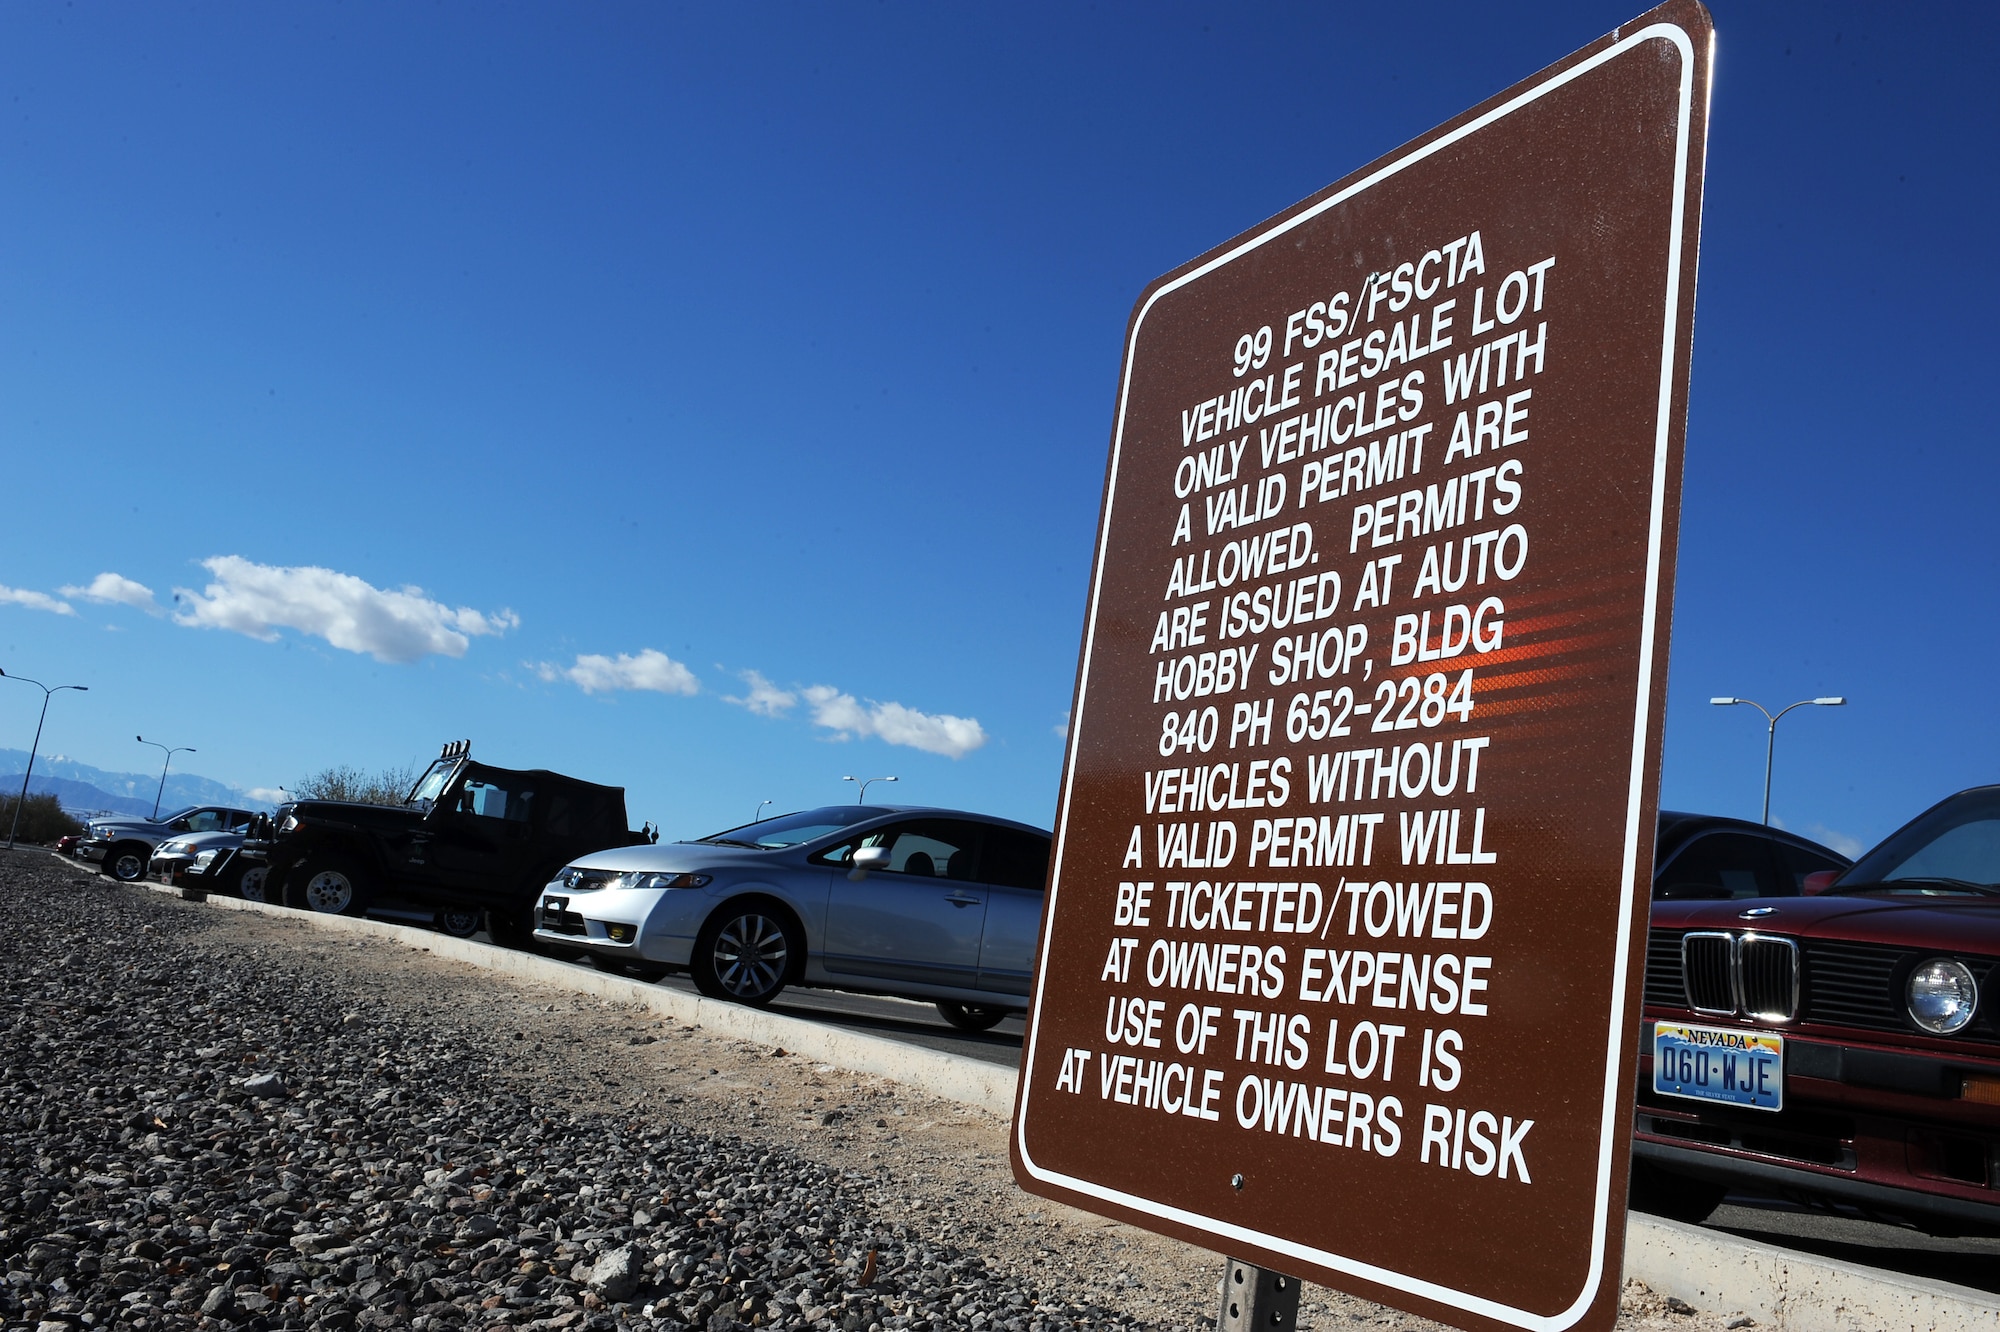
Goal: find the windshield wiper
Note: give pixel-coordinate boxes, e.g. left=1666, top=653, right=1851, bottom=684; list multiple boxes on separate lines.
left=1837, top=876, right=2000, bottom=897
left=698, top=838, right=765, bottom=849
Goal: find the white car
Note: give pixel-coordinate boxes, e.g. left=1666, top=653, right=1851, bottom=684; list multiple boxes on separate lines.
left=148, top=830, right=273, bottom=901
left=534, top=805, right=1050, bottom=1029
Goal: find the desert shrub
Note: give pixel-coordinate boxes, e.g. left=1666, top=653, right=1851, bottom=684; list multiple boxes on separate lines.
left=0, top=792, right=84, bottom=843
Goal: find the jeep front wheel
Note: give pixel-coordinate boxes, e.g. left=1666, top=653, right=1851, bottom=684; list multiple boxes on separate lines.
left=287, top=858, right=369, bottom=916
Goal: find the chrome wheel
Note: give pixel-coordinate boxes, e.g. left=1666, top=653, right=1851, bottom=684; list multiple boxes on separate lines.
left=435, top=908, right=482, bottom=938
left=303, top=869, right=356, bottom=913
left=238, top=866, right=271, bottom=903
left=711, top=913, right=789, bottom=1000
left=108, top=850, right=147, bottom=882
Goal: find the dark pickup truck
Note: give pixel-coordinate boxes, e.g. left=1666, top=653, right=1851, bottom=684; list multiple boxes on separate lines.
left=240, top=741, right=654, bottom=945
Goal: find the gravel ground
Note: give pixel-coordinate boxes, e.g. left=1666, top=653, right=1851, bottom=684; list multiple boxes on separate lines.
left=1, top=852, right=1747, bottom=1332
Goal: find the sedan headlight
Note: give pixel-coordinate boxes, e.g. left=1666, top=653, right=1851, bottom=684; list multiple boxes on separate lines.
left=1907, top=958, right=1979, bottom=1034
left=158, top=840, right=193, bottom=856
left=192, top=849, right=221, bottom=870
left=627, top=872, right=711, bottom=891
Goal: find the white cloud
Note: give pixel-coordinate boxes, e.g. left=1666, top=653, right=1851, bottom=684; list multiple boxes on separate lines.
left=724, top=669, right=798, bottom=718
left=0, top=584, right=75, bottom=616
left=1053, top=710, right=1071, bottom=740
left=60, top=572, right=158, bottom=612
left=801, top=684, right=987, bottom=759
left=245, top=787, right=289, bottom=806
left=172, top=556, right=518, bottom=664
left=537, top=648, right=699, bottom=696
left=1804, top=823, right=1865, bottom=859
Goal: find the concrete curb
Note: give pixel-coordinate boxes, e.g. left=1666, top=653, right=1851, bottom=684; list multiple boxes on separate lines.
left=56, top=858, right=1999, bottom=1331
left=149, top=880, right=1022, bottom=1118
left=1625, top=1213, right=1999, bottom=1331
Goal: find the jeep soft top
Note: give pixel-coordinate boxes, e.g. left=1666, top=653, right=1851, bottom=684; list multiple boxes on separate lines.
left=241, top=740, right=655, bottom=945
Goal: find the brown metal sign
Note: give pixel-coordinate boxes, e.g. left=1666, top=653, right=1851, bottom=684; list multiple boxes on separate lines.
left=1012, top=6, right=1714, bottom=1330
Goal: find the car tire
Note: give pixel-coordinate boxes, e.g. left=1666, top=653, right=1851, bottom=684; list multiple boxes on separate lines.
left=433, top=907, right=483, bottom=938
left=691, top=903, right=799, bottom=1007
left=1628, top=1160, right=1727, bottom=1224
left=286, top=857, right=370, bottom=916
left=936, top=1001, right=1009, bottom=1032
left=105, top=843, right=150, bottom=883
left=236, top=865, right=274, bottom=904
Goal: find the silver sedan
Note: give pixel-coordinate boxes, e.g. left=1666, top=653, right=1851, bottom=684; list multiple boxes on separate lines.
left=533, top=805, right=1050, bottom=1030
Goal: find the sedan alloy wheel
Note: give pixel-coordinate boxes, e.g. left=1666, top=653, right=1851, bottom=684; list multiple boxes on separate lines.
left=699, top=910, right=792, bottom=1005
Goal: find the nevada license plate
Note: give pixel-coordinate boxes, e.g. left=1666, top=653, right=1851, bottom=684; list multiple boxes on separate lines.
left=1653, top=1022, right=1784, bottom=1112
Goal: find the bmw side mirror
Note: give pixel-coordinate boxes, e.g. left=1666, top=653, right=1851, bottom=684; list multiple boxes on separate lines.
left=1801, top=870, right=1839, bottom=896
left=848, top=845, right=891, bottom=881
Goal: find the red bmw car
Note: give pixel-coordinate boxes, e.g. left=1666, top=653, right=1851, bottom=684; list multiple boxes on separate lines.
left=1637, top=786, right=2000, bottom=1234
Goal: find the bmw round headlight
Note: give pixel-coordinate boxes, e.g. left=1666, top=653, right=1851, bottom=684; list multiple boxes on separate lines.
left=1906, top=958, right=1979, bottom=1035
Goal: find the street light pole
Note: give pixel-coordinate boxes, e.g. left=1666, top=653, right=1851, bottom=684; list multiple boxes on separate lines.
left=136, top=736, right=198, bottom=820
left=842, top=774, right=899, bottom=804
left=1711, top=696, right=1846, bottom=825
left=1, top=669, right=90, bottom=851
left=752, top=799, right=774, bottom=824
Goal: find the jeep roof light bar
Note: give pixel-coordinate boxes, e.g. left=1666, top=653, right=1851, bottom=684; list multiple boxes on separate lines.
left=440, top=739, right=471, bottom=759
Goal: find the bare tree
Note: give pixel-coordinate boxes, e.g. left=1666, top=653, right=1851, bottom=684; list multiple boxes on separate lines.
left=290, top=762, right=420, bottom=807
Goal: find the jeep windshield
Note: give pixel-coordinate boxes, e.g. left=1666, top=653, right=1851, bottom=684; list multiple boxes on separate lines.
left=691, top=806, right=881, bottom=850
left=1833, top=788, right=2000, bottom=896
left=406, top=759, right=458, bottom=813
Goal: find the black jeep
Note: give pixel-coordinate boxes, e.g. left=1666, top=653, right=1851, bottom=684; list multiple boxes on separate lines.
left=241, top=741, right=654, bottom=945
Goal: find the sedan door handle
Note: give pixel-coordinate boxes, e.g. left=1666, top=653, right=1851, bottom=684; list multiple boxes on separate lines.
left=944, top=892, right=982, bottom=908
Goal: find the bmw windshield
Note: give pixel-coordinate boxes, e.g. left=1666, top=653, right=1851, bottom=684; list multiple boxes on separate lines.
left=1834, top=788, right=2000, bottom=896
left=691, top=806, right=881, bottom=850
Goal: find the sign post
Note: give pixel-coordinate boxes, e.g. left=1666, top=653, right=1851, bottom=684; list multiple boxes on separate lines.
left=1012, top=6, right=1714, bottom=1331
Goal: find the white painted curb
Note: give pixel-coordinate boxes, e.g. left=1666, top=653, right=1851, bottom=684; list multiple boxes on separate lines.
left=67, top=861, right=2000, bottom=1331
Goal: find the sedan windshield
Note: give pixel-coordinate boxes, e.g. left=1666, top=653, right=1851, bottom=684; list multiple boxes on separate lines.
left=692, top=806, right=882, bottom=850
left=1835, top=789, right=2000, bottom=894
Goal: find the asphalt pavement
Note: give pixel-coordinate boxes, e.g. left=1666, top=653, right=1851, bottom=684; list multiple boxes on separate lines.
left=1702, top=1196, right=2000, bottom=1294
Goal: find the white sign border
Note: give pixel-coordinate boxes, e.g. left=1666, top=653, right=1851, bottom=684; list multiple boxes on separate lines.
left=1016, top=20, right=1703, bottom=1332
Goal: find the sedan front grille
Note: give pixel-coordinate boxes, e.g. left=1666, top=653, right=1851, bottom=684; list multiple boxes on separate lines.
left=539, top=901, right=587, bottom=936
left=1682, top=933, right=1737, bottom=1013
left=1738, top=935, right=1800, bottom=1021
left=1676, top=931, right=1798, bottom=1021
left=1644, top=929, right=1685, bottom=1007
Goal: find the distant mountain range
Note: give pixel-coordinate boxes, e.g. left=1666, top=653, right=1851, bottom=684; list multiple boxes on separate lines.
left=0, top=748, right=262, bottom=819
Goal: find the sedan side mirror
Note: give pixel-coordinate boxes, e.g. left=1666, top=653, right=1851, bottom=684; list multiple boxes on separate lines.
left=1801, top=869, right=1839, bottom=896
left=848, top=845, right=891, bottom=881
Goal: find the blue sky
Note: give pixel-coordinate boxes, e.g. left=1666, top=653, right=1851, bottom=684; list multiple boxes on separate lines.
left=1, top=2, right=1993, bottom=852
